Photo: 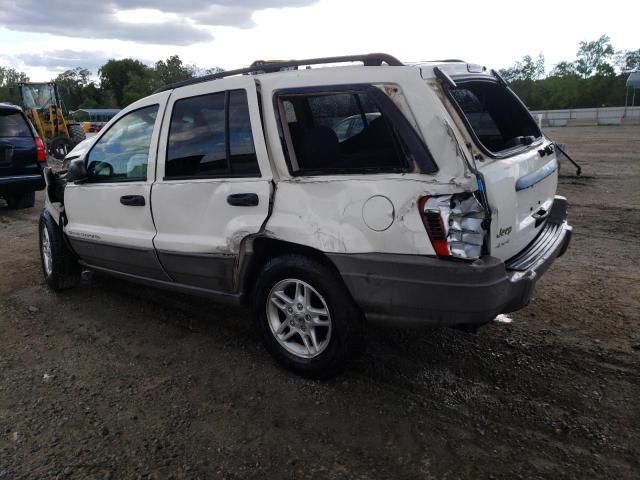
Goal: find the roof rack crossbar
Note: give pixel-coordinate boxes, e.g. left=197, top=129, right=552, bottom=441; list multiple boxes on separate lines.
left=153, top=53, right=403, bottom=93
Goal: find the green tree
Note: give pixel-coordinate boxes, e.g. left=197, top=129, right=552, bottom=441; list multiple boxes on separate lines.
left=617, top=49, right=640, bottom=72
left=54, top=67, right=93, bottom=111
left=499, top=54, right=545, bottom=82
left=153, top=55, right=194, bottom=88
left=575, top=35, right=615, bottom=77
left=501, top=36, right=635, bottom=109
left=99, top=58, right=151, bottom=107
left=122, top=74, right=155, bottom=106
left=190, top=66, right=225, bottom=77
left=0, top=65, right=29, bottom=104
left=77, top=82, right=107, bottom=108
left=550, top=61, right=578, bottom=78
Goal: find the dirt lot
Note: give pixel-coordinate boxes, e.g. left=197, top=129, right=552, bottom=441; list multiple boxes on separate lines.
left=1, top=126, right=639, bottom=479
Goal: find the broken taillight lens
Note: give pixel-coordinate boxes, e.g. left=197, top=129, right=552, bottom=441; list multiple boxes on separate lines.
left=419, top=193, right=486, bottom=260
left=35, top=136, right=46, bottom=163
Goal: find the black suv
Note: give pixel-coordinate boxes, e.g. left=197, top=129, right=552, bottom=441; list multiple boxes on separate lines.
left=0, top=103, right=46, bottom=209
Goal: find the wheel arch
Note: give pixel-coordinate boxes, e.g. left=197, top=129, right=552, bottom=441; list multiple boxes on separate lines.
left=237, top=236, right=349, bottom=304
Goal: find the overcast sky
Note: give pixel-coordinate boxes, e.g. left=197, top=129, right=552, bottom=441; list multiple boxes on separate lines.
left=0, top=0, right=636, bottom=80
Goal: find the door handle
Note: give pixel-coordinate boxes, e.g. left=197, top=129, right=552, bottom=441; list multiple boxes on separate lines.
left=227, top=193, right=259, bottom=207
left=120, top=195, right=146, bottom=206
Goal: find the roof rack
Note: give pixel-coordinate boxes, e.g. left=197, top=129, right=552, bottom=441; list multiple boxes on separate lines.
left=154, top=53, right=404, bottom=93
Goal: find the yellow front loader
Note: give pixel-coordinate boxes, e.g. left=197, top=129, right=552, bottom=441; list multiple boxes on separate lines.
left=18, top=82, right=86, bottom=160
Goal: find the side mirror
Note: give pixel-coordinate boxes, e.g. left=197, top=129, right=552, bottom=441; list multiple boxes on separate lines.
left=87, top=160, right=114, bottom=179
left=64, top=158, right=88, bottom=183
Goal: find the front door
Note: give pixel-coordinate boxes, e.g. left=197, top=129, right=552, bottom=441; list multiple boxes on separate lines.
left=64, top=94, right=170, bottom=280
left=151, top=77, right=272, bottom=292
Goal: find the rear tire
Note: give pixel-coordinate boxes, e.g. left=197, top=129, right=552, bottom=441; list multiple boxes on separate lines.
left=69, top=124, right=86, bottom=146
left=252, top=253, right=364, bottom=378
left=39, top=210, right=81, bottom=291
left=6, top=191, right=35, bottom=209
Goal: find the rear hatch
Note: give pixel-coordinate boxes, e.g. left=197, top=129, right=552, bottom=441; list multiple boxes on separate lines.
left=0, top=108, right=40, bottom=177
left=436, top=68, right=558, bottom=261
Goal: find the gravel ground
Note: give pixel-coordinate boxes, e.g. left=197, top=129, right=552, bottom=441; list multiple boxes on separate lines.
left=1, top=126, right=639, bottom=479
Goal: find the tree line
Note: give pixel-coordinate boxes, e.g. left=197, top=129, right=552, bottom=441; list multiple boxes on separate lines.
left=0, top=55, right=220, bottom=111
left=1, top=35, right=638, bottom=112
left=499, top=35, right=639, bottom=110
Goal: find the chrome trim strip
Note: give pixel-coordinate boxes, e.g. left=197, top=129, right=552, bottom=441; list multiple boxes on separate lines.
left=0, top=174, right=42, bottom=180
left=515, top=158, right=558, bottom=191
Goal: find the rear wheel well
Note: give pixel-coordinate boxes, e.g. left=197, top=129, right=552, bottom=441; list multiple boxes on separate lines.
left=239, top=237, right=345, bottom=303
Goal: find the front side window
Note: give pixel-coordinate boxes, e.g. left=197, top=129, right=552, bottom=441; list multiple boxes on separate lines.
left=278, top=89, right=408, bottom=175
left=87, top=105, right=158, bottom=182
left=449, top=81, right=541, bottom=155
left=165, top=89, right=260, bottom=178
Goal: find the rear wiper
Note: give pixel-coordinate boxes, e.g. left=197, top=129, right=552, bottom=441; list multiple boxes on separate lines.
left=491, top=69, right=508, bottom=86
left=433, top=66, right=457, bottom=89
left=553, top=143, right=582, bottom=176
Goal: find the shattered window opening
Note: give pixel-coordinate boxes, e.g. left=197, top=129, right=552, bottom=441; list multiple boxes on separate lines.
left=278, top=89, right=409, bottom=175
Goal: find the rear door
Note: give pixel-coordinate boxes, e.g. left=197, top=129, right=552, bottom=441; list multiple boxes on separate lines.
left=0, top=109, right=39, bottom=177
left=444, top=77, right=558, bottom=260
left=151, top=77, right=272, bottom=292
left=64, top=93, right=170, bottom=280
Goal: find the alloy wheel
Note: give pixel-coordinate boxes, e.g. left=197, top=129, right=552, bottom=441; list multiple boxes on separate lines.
left=266, top=278, right=332, bottom=359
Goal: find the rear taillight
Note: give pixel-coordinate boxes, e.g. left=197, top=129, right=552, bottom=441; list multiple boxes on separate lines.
left=419, top=193, right=486, bottom=260
left=35, top=137, right=46, bottom=163
left=418, top=196, right=450, bottom=257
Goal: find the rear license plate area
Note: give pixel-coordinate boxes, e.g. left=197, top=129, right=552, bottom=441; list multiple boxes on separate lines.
left=0, top=145, right=14, bottom=165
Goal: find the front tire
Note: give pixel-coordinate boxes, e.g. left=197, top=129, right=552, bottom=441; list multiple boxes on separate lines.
left=39, top=210, right=81, bottom=291
left=253, top=254, right=364, bottom=378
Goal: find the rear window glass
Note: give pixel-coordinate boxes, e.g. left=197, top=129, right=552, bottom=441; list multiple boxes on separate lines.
left=279, top=90, right=408, bottom=174
left=450, top=81, right=541, bottom=154
left=0, top=111, right=31, bottom=137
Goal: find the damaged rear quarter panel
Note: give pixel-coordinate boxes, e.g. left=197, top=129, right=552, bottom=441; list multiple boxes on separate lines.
left=265, top=174, right=473, bottom=255
left=256, top=67, right=481, bottom=256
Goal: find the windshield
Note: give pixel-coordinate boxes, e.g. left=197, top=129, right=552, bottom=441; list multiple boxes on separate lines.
left=21, top=84, right=57, bottom=110
left=449, top=81, right=541, bottom=155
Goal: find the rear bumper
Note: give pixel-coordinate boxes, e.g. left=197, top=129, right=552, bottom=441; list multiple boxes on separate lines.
left=329, top=196, right=572, bottom=328
left=0, top=174, right=45, bottom=195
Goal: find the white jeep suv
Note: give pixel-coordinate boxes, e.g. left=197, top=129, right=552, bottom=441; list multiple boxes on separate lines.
left=40, top=54, right=572, bottom=377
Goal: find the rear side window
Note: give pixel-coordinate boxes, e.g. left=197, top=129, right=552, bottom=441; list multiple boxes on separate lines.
left=0, top=111, right=31, bottom=137
left=278, top=89, right=409, bottom=175
left=449, top=81, right=541, bottom=155
left=166, top=89, right=260, bottom=178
